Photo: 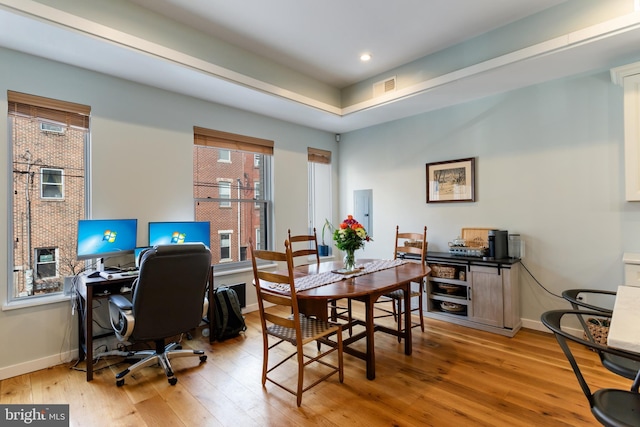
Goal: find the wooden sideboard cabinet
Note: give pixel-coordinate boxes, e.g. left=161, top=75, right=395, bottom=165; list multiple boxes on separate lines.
left=425, top=252, right=521, bottom=337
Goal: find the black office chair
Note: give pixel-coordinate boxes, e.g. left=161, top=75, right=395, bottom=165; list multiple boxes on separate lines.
left=541, top=309, right=640, bottom=427
left=108, top=243, right=212, bottom=386
left=562, top=288, right=640, bottom=380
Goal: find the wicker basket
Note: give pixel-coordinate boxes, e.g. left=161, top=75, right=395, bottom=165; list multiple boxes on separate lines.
left=584, top=317, right=609, bottom=345
left=431, top=264, right=456, bottom=279
left=440, top=301, right=465, bottom=313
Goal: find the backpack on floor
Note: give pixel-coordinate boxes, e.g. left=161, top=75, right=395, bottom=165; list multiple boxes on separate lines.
left=213, top=286, right=247, bottom=341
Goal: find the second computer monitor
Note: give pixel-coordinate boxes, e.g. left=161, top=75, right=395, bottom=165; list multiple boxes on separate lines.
left=148, top=221, right=210, bottom=248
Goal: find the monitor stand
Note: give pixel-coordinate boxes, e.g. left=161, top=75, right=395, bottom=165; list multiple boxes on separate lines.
left=95, top=258, right=105, bottom=273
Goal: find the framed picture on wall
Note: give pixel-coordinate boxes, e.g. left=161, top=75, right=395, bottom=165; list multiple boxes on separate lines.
left=426, top=157, right=476, bottom=203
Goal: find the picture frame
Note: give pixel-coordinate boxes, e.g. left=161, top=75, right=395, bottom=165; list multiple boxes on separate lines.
left=426, top=157, right=476, bottom=203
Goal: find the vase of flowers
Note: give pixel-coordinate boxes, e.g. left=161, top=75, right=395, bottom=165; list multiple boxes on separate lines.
left=333, top=214, right=372, bottom=271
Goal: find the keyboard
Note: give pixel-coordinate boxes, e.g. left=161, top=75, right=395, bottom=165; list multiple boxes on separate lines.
left=98, top=270, right=139, bottom=280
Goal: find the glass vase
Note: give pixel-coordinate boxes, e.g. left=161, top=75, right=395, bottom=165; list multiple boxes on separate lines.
left=343, top=249, right=356, bottom=271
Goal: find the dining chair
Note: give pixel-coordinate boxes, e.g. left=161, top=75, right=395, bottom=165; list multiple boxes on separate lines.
left=249, top=240, right=344, bottom=406
left=374, top=226, right=427, bottom=342
left=287, top=228, right=320, bottom=267
left=562, top=288, right=640, bottom=381
left=287, top=229, right=352, bottom=335
left=541, top=309, right=640, bottom=427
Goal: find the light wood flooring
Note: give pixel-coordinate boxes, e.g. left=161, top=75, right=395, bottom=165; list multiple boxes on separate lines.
left=0, top=305, right=629, bottom=427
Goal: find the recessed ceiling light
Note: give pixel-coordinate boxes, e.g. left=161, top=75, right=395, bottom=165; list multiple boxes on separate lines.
left=360, top=53, right=372, bottom=62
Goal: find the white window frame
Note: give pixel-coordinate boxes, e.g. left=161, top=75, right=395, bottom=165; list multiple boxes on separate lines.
left=308, top=159, right=333, bottom=245
left=254, top=181, right=261, bottom=208
left=40, top=168, right=64, bottom=200
left=219, top=230, right=232, bottom=261
left=34, top=247, right=59, bottom=280
left=218, top=180, right=231, bottom=207
left=39, top=122, right=65, bottom=134
left=218, top=149, right=231, bottom=163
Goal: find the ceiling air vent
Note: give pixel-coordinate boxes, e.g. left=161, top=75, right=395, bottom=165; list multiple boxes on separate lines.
left=373, top=76, right=396, bottom=97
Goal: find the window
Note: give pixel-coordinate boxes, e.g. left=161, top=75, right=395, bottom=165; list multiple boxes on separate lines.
left=8, top=91, right=90, bottom=301
left=35, top=248, right=57, bottom=279
left=40, top=122, right=65, bottom=134
left=254, top=181, right=260, bottom=208
left=41, top=168, right=64, bottom=199
left=220, top=232, right=231, bottom=260
left=193, top=127, right=273, bottom=267
left=218, top=149, right=230, bottom=162
left=219, top=181, right=231, bottom=207
left=308, top=148, right=332, bottom=245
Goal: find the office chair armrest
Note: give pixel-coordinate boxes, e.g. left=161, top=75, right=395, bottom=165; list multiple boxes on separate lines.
left=109, top=294, right=132, bottom=311
left=108, top=295, right=134, bottom=340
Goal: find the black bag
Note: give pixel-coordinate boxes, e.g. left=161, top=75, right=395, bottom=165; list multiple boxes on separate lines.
left=213, top=286, right=247, bottom=341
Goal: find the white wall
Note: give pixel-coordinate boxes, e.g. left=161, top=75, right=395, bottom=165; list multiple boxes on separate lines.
left=0, top=47, right=337, bottom=379
left=338, top=70, right=640, bottom=327
left=2, top=45, right=638, bottom=379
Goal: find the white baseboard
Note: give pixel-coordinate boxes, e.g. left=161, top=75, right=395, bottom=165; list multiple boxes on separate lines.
left=522, top=317, right=550, bottom=333
left=0, top=350, right=76, bottom=381
left=521, top=317, right=582, bottom=337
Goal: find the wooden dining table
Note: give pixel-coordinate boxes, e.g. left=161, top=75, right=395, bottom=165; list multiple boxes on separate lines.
left=279, top=259, right=430, bottom=380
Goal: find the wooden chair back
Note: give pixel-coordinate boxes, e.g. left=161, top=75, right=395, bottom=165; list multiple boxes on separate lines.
left=394, top=225, right=427, bottom=263
left=287, top=228, right=320, bottom=267
left=250, top=240, right=300, bottom=331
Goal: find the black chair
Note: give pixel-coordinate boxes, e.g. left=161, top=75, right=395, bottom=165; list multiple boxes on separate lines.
left=562, top=288, right=615, bottom=314
left=562, top=289, right=640, bottom=380
left=541, top=309, right=640, bottom=427
left=108, top=243, right=212, bottom=386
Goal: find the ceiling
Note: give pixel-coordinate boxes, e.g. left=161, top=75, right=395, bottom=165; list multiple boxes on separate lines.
left=128, top=0, right=568, bottom=88
left=2, top=0, right=640, bottom=133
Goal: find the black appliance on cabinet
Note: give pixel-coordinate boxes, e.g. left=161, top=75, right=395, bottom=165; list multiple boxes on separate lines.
left=487, top=230, right=508, bottom=259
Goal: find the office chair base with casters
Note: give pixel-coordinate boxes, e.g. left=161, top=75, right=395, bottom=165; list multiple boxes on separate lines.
left=115, top=339, right=207, bottom=387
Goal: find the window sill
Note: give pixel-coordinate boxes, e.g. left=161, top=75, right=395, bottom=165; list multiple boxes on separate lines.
left=2, top=293, right=72, bottom=311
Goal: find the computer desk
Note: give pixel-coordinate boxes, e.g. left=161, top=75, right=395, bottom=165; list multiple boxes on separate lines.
left=76, top=269, right=215, bottom=381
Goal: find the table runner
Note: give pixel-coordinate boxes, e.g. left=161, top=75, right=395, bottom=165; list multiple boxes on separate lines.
left=268, top=259, right=408, bottom=293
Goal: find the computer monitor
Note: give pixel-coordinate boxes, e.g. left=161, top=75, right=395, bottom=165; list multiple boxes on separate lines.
left=148, top=221, right=210, bottom=248
left=76, top=218, right=138, bottom=260
left=134, top=247, right=150, bottom=268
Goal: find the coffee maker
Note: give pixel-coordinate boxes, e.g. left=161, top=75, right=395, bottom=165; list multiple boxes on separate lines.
left=487, top=230, right=508, bottom=259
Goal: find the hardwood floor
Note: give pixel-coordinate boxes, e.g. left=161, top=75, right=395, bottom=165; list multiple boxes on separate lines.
left=0, top=306, right=629, bottom=427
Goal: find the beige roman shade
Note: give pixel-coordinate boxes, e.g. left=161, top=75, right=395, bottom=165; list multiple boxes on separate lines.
left=307, top=147, right=331, bottom=164
left=7, top=90, right=90, bottom=129
left=194, top=126, right=273, bottom=155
